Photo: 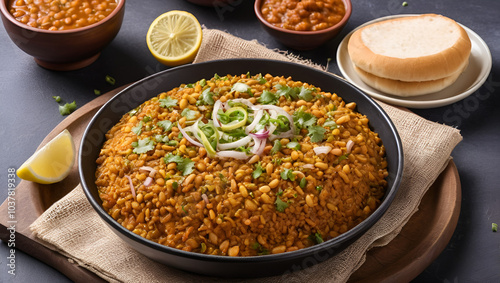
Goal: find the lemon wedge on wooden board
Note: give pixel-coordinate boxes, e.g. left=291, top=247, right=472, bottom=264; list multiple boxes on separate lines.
left=146, top=10, right=203, bottom=67
left=17, top=129, right=75, bottom=184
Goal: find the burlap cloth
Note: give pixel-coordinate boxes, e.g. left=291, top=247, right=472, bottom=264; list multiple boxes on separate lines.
left=30, top=29, right=463, bottom=283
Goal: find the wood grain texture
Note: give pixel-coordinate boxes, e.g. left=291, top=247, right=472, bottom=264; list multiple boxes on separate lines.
left=0, top=86, right=460, bottom=282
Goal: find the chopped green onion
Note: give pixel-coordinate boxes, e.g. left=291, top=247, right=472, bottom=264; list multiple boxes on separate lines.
left=105, top=75, right=115, bottom=85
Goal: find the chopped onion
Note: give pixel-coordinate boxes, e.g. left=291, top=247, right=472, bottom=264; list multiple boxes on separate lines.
left=201, top=193, right=209, bottom=204
left=313, top=146, right=332, bottom=155
left=178, top=121, right=203, bottom=147
left=218, top=135, right=252, bottom=150
left=139, top=166, right=157, bottom=177
left=125, top=175, right=136, bottom=198
left=144, top=176, right=153, bottom=187
left=302, top=164, right=315, bottom=169
left=346, top=140, right=354, bottom=153
left=232, top=82, right=250, bottom=93
left=251, top=136, right=267, bottom=156
left=216, top=150, right=250, bottom=159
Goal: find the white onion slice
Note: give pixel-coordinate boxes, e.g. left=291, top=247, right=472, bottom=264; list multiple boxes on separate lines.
left=346, top=140, right=354, bottom=153
left=218, top=135, right=252, bottom=150
left=313, top=146, right=332, bottom=155
left=178, top=121, right=203, bottom=147
left=216, top=150, right=250, bottom=160
left=212, top=100, right=223, bottom=128
left=245, top=109, right=264, bottom=134
left=125, top=175, right=136, bottom=198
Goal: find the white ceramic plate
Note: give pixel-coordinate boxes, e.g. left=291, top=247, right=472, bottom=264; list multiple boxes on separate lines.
left=336, top=14, right=492, bottom=109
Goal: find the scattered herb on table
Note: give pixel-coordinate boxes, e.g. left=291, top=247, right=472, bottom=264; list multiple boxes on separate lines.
left=105, top=75, right=116, bottom=85
left=94, top=89, right=101, bottom=96
left=59, top=101, right=77, bottom=116
left=52, top=96, right=61, bottom=102
left=493, top=223, right=498, bottom=232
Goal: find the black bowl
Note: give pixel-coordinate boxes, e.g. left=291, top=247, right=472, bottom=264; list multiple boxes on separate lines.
left=79, top=59, right=403, bottom=278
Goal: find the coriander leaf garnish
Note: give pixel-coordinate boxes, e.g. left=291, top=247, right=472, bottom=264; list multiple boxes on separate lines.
left=270, top=139, right=282, bottom=155
left=307, top=125, right=327, bottom=143
left=159, top=97, right=178, bottom=109
left=280, top=168, right=295, bottom=181
left=181, top=108, right=198, bottom=120
left=275, top=196, right=289, bottom=212
left=164, top=153, right=195, bottom=176
left=298, top=86, right=314, bottom=102
left=252, top=162, right=263, bottom=179
left=157, top=120, right=173, bottom=132
left=132, top=137, right=155, bottom=154
left=258, top=90, right=278, bottom=105
left=198, top=87, right=215, bottom=106
left=275, top=84, right=299, bottom=100
left=309, top=232, right=324, bottom=244
left=286, top=141, right=301, bottom=150
left=131, top=121, right=143, bottom=135
left=59, top=101, right=77, bottom=116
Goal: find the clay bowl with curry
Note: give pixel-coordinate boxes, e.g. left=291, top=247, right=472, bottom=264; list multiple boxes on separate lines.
left=254, top=0, right=352, bottom=50
left=0, top=0, right=125, bottom=71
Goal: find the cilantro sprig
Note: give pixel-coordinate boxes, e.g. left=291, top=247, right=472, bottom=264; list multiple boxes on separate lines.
left=164, top=153, right=195, bottom=176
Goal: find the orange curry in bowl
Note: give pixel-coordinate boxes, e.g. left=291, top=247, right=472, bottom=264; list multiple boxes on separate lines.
left=261, top=0, right=346, bottom=31
left=8, top=0, right=118, bottom=31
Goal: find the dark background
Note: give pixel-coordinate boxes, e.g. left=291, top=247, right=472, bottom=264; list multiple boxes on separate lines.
left=1, top=0, right=499, bottom=282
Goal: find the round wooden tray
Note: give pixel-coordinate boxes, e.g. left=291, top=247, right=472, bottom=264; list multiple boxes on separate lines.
left=0, top=86, right=461, bottom=282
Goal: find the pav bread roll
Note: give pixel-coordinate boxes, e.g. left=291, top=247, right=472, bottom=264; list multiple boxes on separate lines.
left=352, top=60, right=467, bottom=96
left=348, top=14, right=471, bottom=83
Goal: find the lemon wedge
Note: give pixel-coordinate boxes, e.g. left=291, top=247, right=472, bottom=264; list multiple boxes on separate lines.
left=17, top=129, right=75, bottom=184
left=146, top=10, right=203, bottom=67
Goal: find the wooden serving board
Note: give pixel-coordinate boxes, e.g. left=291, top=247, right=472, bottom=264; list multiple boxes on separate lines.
left=0, top=86, right=461, bottom=283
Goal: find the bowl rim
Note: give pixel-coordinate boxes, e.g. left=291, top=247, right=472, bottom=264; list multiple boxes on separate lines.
left=0, top=0, right=125, bottom=34
left=79, top=58, right=403, bottom=265
left=254, top=0, right=352, bottom=35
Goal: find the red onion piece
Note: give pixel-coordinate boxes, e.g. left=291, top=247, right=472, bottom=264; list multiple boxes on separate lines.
left=249, top=129, right=270, bottom=140
left=144, top=176, right=153, bottom=187
left=125, top=175, right=136, bottom=198
left=313, top=146, right=332, bottom=155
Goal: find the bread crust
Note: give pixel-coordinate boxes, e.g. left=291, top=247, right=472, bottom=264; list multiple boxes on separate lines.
left=347, top=14, right=471, bottom=82
left=353, top=60, right=467, bottom=97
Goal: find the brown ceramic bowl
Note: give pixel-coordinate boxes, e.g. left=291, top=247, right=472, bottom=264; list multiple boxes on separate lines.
left=0, top=0, right=125, bottom=71
left=254, top=0, right=352, bottom=50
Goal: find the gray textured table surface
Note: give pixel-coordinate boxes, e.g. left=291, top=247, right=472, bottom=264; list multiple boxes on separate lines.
left=1, top=0, right=499, bottom=282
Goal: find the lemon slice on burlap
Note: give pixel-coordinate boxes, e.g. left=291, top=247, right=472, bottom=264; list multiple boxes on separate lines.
left=17, top=129, right=75, bottom=184
left=146, top=10, right=203, bottom=67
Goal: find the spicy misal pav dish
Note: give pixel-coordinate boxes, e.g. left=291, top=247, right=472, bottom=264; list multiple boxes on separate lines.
left=95, top=72, right=388, bottom=257
left=8, top=0, right=118, bottom=30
